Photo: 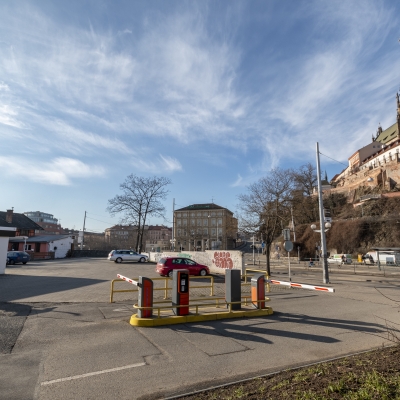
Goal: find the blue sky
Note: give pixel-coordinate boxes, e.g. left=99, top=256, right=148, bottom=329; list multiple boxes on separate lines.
left=1, top=0, right=399, bottom=233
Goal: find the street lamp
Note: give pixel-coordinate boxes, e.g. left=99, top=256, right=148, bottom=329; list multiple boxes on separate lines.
left=315, top=142, right=330, bottom=284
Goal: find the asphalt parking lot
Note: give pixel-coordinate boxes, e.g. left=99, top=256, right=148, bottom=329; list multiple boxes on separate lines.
left=1, top=257, right=400, bottom=399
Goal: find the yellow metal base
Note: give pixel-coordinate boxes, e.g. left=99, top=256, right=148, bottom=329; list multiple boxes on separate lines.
left=130, top=307, right=274, bottom=327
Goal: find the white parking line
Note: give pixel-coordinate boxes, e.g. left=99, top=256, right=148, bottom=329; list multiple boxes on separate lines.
left=41, top=362, right=146, bottom=386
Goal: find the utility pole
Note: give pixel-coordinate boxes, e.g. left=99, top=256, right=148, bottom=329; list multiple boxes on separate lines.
left=316, top=143, right=329, bottom=284
left=172, top=198, right=175, bottom=251
left=291, top=206, right=296, bottom=242
left=81, top=211, right=86, bottom=250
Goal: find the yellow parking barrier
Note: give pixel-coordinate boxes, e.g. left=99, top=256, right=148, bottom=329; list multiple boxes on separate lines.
left=133, top=297, right=271, bottom=318
left=130, top=297, right=273, bottom=326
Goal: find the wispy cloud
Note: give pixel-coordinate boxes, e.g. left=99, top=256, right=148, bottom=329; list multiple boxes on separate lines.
left=0, top=156, right=105, bottom=185
left=231, top=174, right=243, bottom=187
left=132, top=155, right=182, bottom=174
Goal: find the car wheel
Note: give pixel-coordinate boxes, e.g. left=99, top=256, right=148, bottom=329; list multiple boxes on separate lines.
left=22, top=262, right=27, bottom=264
left=116, top=257, right=122, bottom=263
left=168, top=270, right=173, bottom=278
left=199, top=269, right=207, bottom=276
left=9, top=260, right=15, bottom=265
left=139, top=257, right=146, bottom=263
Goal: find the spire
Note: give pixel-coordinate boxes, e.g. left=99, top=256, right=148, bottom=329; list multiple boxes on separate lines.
left=324, top=170, right=328, bottom=182
left=397, top=92, right=400, bottom=124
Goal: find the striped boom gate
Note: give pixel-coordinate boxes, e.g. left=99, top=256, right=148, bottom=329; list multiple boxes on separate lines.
left=268, top=279, right=335, bottom=293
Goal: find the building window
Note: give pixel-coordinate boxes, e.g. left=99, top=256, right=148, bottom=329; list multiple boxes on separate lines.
left=211, top=228, right=216, bottom=236
left=203, top=228, right=208, bottom=235
left=177, top=220, right=181, bottom=226
left=191, top=219, right=195, bottom=226
left=182, top=213, right=187, bottom=217
left=203, top=219, right=208, bottom=226
left=177, top=229, right=182, bottom=236
left=183, top=219, right=187, bottom=226
left=197, top=219, right=202, bottom=226
left=211, top=218, right=216, bottom=226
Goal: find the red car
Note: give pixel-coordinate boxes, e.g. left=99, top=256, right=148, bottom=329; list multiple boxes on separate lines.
left=156, top=257, right=210, bottom=278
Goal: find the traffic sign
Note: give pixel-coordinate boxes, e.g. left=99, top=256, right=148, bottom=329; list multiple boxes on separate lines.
left=284, top=240, right=293, bottom=252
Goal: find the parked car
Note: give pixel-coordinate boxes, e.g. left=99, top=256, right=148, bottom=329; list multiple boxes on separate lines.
left=107, top=250, right=148, bottom=263
left=327, top=254, right=352, bottom=264
left=156, top=257, right=210, bottom=278
left=7, top=251, right=30, bottom=265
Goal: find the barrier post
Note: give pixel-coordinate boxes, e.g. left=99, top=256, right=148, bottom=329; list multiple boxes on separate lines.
left=117, top=274, right=153, bottom=318
left=251, top=274, right=265, bottom=309
left=138, top=276, right=153, bottom=318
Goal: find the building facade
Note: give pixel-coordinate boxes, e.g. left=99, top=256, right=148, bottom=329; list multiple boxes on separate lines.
left=105, top=224, right=149, bottom=251
left=331, top=92, right=400, bottom=193
left=173, top=203, right=238, bottom=251
left=145, top=225, right=172, bottom=252
left=23, top=211, right=62, bottom=235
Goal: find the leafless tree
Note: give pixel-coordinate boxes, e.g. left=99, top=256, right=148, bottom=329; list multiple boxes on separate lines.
left=107, top=175, right=171, bottom=252
left=238, top=168, right=295, bottom=275
left=292, top=162, right=317, bottom=196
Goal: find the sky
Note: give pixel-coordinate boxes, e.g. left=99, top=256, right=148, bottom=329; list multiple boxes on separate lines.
left=1, top=0, right=400, bottom=233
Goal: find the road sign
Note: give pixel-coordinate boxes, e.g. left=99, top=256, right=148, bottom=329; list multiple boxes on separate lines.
left=284, top=240, right=293, bottom=252
left=282, top=229, right=291, bottom=241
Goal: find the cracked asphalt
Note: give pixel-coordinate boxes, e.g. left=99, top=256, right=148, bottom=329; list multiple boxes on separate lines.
left=1, top=258, right=399, bottom=399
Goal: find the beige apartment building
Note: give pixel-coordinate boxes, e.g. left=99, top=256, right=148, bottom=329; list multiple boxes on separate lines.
left=173, top=203, right=238, bottom=251
left=145, top=225, right=172, bottom=252
left=105, top=224, right=148, bottom=250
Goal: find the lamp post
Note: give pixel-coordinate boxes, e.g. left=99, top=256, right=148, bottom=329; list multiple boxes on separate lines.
left=315, top=142, right=330, bottom=284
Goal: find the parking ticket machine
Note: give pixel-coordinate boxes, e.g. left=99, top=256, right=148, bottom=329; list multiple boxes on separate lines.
left=251, top=274, right=265, bottom=309
left=172, top=269, right=189, bottom=316
left=138, top=276, right=154, bottom=318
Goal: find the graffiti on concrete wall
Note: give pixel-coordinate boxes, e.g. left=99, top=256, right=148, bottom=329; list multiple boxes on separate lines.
left=212, top=251, right=233, bottom=270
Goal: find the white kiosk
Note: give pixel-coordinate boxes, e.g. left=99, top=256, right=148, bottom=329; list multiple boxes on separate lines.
left=0, top=227, right=17, bottom=274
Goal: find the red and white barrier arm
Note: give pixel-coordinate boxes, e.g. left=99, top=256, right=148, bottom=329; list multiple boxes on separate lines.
left=268, top=279, right=335, bottom=293
left=117, top=274, right=140, bottom=287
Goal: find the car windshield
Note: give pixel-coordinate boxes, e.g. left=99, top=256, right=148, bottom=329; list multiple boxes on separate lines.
left=158, top=258, right=166, bottom=264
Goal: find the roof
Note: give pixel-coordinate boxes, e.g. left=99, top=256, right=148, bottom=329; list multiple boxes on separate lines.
left=148, top=225, right=171, bottom=231
left=0, top=211, right=43, bottom=230
left=9, top=235, right=73, bottom=243
left=175, top=203, right=232, bottom=213
left=375, top=122, right=398, bottom=144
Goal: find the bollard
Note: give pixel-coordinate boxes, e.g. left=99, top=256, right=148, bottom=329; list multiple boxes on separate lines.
left=225, top=269, right=241, bottom=310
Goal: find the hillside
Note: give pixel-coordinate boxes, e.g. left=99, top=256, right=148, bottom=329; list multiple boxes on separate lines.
left=295, top=197, right=400, bottom=258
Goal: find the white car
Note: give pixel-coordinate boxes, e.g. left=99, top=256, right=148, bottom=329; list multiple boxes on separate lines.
left=327, top=256, right=352, bottom=264
left=108, top=250, right=148, bottom=263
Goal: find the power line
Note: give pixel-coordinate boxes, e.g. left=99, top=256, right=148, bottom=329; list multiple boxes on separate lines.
left=86, top=216, right=116, bottom=225
left=319, top=152, right=348, bottom=167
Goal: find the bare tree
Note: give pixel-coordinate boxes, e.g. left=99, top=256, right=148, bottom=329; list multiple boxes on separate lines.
left=238, top=168, right=295, bottom=275
left=107, top=175, right=171, bottom=252
left=292, top=163, right=317, bottom=196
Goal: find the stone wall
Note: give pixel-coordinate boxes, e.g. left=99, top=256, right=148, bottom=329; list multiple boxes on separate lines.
left=71, top=250, right=109, bottom=258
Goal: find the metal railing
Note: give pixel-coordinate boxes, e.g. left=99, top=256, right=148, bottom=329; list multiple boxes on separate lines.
left=132, top=297, right=271, bottom=318
left=110, top=275, right=215, bottom=303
